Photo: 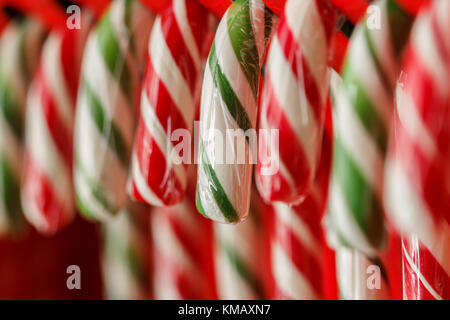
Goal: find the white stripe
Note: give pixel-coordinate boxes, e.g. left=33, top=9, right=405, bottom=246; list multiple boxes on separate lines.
left=42, top=33, right=74, bottom=133
left=272, top=241, right=318, bottom=299
left=285, top=0, right=328, bottom=103
left=140, top=93, right=187, bottom=187
left=131, top=151, right=164, bottom=206
left=266, top=38, right=318, bottom=171
left=149, top=18, right=195, bottom=129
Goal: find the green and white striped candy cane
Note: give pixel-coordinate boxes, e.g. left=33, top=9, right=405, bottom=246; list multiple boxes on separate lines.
left=0, top=18, right=45, bottom=234
left=73, top=0, right=155, bottom=221
left=214, top=195, right=266, bottom=299
left=326, top=0, right=413, bottom=299
left=196, top=0, right=276, bottom=223
left=102, top=202, right=151, bottom=300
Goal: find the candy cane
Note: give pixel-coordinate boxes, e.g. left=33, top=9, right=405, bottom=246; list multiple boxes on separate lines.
left=384, top=0, right=450, bottom=300
left=0, top=18, right=45, bottom=234
left=103, top=202, right=152, bottom=300
left=196, top=0, right=276, bottom=223
left=255, top=0, right=336, bottom=204
left=129, top=0, right=211, bottom=207
left=325, top=0, right=414, bottom=299
left=269, top=101, right=332, bottom=299
left=152, top=195, right=214, bottom=299
left=21, top=12, right=92, bottom=235
left=214, top=193, right=266, bottom=299
left=73, top=0, right=155, bottom=221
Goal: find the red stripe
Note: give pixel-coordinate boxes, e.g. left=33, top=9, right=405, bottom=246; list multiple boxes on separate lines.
left=22, top=154, right=72, bottom=234
left=276, top=17, right=324, bottom=122
left=272, top=217, right=323, bottom=297
left=144, top=58, right=190, bottom=132
left=314, top=0, right=337, bottom=43
left=36, top=68, right=73, bottom=168
left=258, top=76, right=313, bottom=202
left=160, top=2, right=198, bottom=91
left=185, top=0, right=209, bottom=56
left=60, top=29, right=79, bottom=104
left=134, top=118, right=185, bottom=205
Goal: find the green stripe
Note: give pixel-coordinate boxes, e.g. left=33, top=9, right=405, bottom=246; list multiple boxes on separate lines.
left=227, top=0, right=260, bottom=99
left=342, top=62, right=388, bottom=154
left=0, top=155, right=22, bottom=229
left=333, top=139, right=384, bottom=250
left=220, top=240, right=264, bottom=298
left=0, top=80, right=23, bottom=140
left=209, top=44, right=252, bottom=132
left=199, top=142, right=239, bottom=223
left=83, top=81, right=129, bottom=166
left=75, top=157, right=119, bottom=218
left=96, top=5, right=132, bottom=99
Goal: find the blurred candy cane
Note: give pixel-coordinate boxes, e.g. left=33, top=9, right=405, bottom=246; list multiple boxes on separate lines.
left=214, top=192, right=267, bottom=299
left=325, top=0, right=414, bottom=299
left=152, top=191, right=214, bottom=299
left=129, top=0, right=212, bottom=207
left=255, top=0, right=336, bottom=204
left=196, top=0, right=277, bottom=223
left=21, top=11, right=92, bottom=234
left=102, top=202, right=152, bottom=300
left=0, top=18, right=45, bottom=234
left=384, top=0, right=450, bottom=300
left=73, top=0, right=155, bottom=221
left=269, top=102, right=332, bottom=299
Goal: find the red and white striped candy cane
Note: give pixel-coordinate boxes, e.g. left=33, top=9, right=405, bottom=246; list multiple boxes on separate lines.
left=384, top=0, right=450, bottom=300
left=152, top=183, right=215, bottom=299
left=269, top=101, right=332, bottom=299
left=255, top=0, right=336, bottom=204
left=21, top=13, right=92, bottom=234
left=129, top=0, right=212, bottom=207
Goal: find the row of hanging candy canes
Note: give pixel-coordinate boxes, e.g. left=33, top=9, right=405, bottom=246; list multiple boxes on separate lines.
left=2, top=0, right=446, bottom=302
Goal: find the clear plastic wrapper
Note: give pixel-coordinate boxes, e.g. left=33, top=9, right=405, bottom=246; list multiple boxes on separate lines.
left=196, top=0, right=277, bottom=223
left=73, top=0, right=155, bottom=220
